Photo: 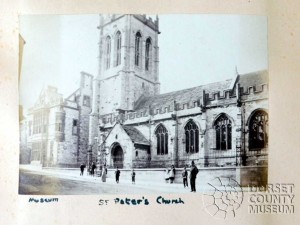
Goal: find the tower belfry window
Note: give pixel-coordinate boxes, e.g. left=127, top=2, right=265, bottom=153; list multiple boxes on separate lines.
left=105, top=36, right=111, bottom=70
left=115, top=31, right=122, bottom=66
left=135, top=32, right=142, bottom=66
left=145, top=38, right=152, bottom=71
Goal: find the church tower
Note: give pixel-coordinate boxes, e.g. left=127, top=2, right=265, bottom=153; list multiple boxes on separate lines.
left=88, top=14, right=160, bottom=162
left=97, top=14, right=160, bottom=115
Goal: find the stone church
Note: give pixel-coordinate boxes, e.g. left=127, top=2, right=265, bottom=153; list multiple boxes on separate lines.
left=20, top=14, right=268, bottom=172
left=88, top=14, right=268, bottom=169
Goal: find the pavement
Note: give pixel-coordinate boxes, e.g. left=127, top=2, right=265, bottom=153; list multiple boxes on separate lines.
left=19, top=165, right=194, bottom=194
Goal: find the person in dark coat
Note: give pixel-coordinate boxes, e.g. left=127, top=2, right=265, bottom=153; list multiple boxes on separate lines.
left=182, top=166, right=188, bottom=188
left=190, top=161, right=199, bottom=192
left=91, top=162, right=96, bottom=177
left=80, top=164, right=85, bottom=176
left=131, top=169, right=136, bottom=184
left=115, top=167, right=121, bottom=183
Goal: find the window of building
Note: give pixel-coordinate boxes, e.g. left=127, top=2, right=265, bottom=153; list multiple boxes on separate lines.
left=33, top=111, right=48, bottom=134
left=214, top=114, right=232, bottom=150
left=55, top=112, right=65, bottom=133
left=155, top=124, right=168, bottom=155
left=145, top=38, right=152, bottom=71
left=105, top=36, right=111, bottom=69
left=72, top=119, right=78, bottom=135
left=115, top=31, right=122, bottom=66
left=31, top=142, right=42, bottom=161
left=249, top=111, right=268, bottom=150
left=83, top=95, right=90, bottom=107
left=185, top=120, right=199, bottom=153
left=135, top=32, right=142, bottom=66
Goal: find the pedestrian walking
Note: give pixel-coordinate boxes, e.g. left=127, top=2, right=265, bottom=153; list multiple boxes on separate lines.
left=182, top=166, right=188, bottom=188
left=91, top=162, right=96, bottom=177
left=169, top=165, right=175, bottom=184
left=80, top=163, right=85, bottom=176
left=115, top=167, right=120, bottom=183
left=190, top=161, right=199, bottom=192
left=131, top=169, right=136, bottom=184
left=102, top=165, right=107, bottom=182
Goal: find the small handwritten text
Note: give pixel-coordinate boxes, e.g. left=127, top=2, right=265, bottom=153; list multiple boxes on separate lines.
left=28, top=197, right=59, bottom=203
left=99, top=196, right=185, bottom=206
left=156, top=196, right=184, bottom=204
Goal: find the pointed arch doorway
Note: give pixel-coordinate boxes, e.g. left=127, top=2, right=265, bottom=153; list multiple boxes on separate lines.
left=111, top=143, right=124, bottom=168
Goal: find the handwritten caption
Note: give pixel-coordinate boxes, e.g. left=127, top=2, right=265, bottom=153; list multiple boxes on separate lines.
left=99, top=196, right=184, bottom=206
left=28, top=197, right=59, bottom=203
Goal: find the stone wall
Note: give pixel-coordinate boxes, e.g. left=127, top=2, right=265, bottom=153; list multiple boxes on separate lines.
left=57, top=107, right=79, bottom=166
left=78, top=72, right=93, bottom=163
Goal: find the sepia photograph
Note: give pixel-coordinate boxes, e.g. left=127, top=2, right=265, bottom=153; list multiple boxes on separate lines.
left=19, top=14, right=268, bottom=195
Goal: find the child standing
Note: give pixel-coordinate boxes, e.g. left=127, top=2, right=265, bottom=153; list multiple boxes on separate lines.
left=182, top=166, right=188, bottom=188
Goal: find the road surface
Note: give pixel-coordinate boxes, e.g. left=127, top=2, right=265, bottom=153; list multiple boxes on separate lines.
left=19, top=168, right=189, bottom=195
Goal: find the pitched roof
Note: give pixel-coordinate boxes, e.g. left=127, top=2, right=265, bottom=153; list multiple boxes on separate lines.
left=134, top=70, right=267, bottom=111
left=123, top=126, right=150, bottom=145
left=238, top=70, right=268, bottom=89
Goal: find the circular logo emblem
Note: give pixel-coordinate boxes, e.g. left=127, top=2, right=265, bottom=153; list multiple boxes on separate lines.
left=202, top=177, right=244, bottom=219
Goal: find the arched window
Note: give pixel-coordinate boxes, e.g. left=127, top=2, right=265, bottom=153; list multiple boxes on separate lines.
left=185, top=120, right=199, bottom=153
left=214, top=114, right=232, bottom=150
left=135, top=32, right=142, bottom=66
left=249, top=111, right=268, bottom=150
left=155, top=124, right=168, bottom=155
left=145, top=38, right=152, bottom=71
left=115, top=31, right=122, bottom=66
left=105, top=36, right=111, bottom=70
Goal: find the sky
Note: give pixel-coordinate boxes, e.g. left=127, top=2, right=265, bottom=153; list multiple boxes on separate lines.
left=19, top=14, right=267, bottom=113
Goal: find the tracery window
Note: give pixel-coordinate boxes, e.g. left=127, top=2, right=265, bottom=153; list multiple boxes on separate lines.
left=145, top=38, right=152, bottom=71
left=249, top=111, right=268, bottom=150
left=155, top=124, right=168, bottom=155
left=214, top=114, right=232, bottom=150
left=185, top=120, right=199, bottom=153
left=135, top=32, right=142, bottom=66
left=105, top=36, right=111, bottom=69
left=115, top=31, right=122, bottom=66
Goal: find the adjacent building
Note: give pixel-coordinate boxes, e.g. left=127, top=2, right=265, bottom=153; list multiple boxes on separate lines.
left=20, top=72, right=93, bottom=167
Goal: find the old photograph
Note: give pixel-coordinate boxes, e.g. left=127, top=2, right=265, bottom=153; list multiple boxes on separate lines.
left=19, top=14, right=268, bottom=195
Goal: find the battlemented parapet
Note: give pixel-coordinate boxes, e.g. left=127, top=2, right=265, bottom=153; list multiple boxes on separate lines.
left=98, top=72, right=268, bottom=129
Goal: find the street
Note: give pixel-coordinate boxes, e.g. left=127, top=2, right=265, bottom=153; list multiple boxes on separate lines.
left=19, top=168, right=190, bottom=195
